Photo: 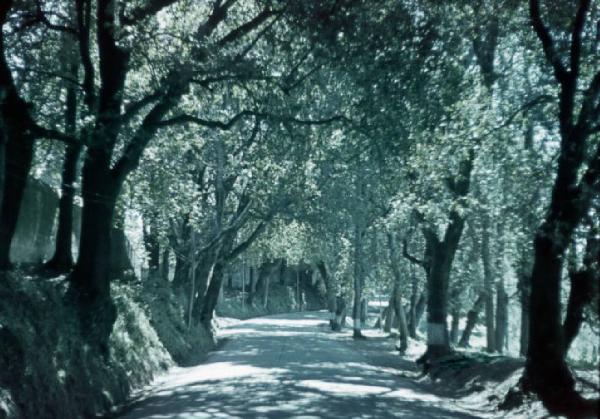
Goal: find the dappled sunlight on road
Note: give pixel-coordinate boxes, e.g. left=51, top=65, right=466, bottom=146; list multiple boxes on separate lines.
left=298, top=379, right=390, bottom=395
left=116, top=312, right=485, bottom=419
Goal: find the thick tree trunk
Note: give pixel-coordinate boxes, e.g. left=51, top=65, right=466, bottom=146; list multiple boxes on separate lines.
left=459, top=292, right=484, bottom=347
left=0, top=132, right=4, bottom=213
left=198, top=261, right=225, bottom=327
left=524, top=231, right=595, bottom=415
left=68, top=153, right=119, bottom=354
left=424, top=243, right=452, bottom=359
left=191, top=254, right=216, bottom=322
left=524, top=2, right=599, bottom=415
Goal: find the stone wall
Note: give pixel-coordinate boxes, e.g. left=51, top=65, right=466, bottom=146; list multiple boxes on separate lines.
left=9, top=179, right=60, bottom=264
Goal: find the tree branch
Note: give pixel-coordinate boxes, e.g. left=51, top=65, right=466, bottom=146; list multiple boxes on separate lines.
left=569, top=0, right=590, bottom=79
left=217, top=7, right=276, bottom=47
left=402, top=237, right=426, bottom=268
left=32, top=124, right=78, bottom=145
left=17, top=2, right=77, bottom=34
left=121, top=0, right=181, bottom=25
left=155, top=111, right=348, bottom=130
left=112, top=87, right=183, bottom=181
left=529, top=0, right=569, bottom=83
left=226, top=221, right=267, bottom=262
left=75, top=0, right=96, bottom=111
left=120, top=91, right=163, bottom=125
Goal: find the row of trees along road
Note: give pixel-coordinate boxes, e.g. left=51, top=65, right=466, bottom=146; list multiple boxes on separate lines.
left=0, top=1, right=598, bottom=417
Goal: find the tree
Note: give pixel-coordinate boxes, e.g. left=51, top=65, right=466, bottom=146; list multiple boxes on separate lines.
left=523, top=1, right=600, bottom=416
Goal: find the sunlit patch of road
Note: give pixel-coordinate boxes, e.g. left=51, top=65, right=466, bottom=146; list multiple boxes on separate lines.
left=115, top=312, right=484, bottom=419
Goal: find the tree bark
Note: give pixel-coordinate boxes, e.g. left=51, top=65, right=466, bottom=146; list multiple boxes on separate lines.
left=459, top=292, right=484, bottom=347
left=317, top=261, right=337, bottom=329
left=352, top=225, right=365, bottom=338
left=44, top=28, right=80, bottom=273
left=450, top=306, right=460, bottom=345
left=524, top=1, right=599, bottom=415
left=407, top=270, right=419, bottom=338
left=517, top=257, right=531, bottom=357
left=414, top=292, right=426, bottom=333
left=563, top=233, right=598, bottom=353
left=143, top=217, right=161, bottom=274
left=495, top=280, right=508, bottom=353
left=160, top=248, right=170, bottom=281
left=44, top=144, right=81, bottom=272
left=198, top=260, right=226, bottom=327
left=383, top=303, right=393, bottom=333
left=393, top=289, right=409, bottom=354
left=68, top=151, right=119, bottom=354
left=481, top=214, right=496, bottom=352
left=419, top=149, right=473, bottom=363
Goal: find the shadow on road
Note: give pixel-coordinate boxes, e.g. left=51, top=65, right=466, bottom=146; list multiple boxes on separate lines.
left=115, top=312, right=483, bottom=419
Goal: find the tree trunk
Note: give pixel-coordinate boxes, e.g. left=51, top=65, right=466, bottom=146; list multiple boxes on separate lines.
left=563, top=233, right=598, bottom=353
left=407, top=270, right=419, bottom=338
left=419, top=150, right=473, bottom=363
left=160, top=248, right=170, bottom=281
left=172, top=251, right=188, bottom=290
left=450, top=307, right=460, bottom=345
left=495, top=280, right=508, bottom=353
left=198, top=260, right=226, bottom=327
left=517, top=262, right=530, bottom=357
left=317, top=261, right=337, bottom=329
left=44, top=40, right=80, bottom=273
left=459, top=292, right=484, bottom=347
left=523, top=2, right=599, bottom=415
left=247, top=266, right=256, bottom=306
left=414, top=292, right=426, bottom=333
left=393, top=288, right=409, bottom=354
left=481, top=215, right=496, bottom=352
left=524, top=230, right=595, bottom=415
left=424, top=242, right=452, bottom=359
left=68, top=152, right=119, bottom=354
left=143, top=217, right=160, bottom=274
left=263, top=268, right=270, bottom=309
left=383, top=304, right=393, bottom=333
left=44, top=145, right=81, bottom=272
left=352, top=226, right=365, bottom=339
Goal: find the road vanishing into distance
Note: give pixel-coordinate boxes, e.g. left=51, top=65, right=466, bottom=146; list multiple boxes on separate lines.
left=114, top=312, right=484, bottom=419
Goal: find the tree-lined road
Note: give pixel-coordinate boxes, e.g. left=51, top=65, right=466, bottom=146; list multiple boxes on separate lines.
left=116, top=312, right=482, bottom=419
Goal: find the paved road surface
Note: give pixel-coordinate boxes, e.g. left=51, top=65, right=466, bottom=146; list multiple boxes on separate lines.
left=115, top=312, right=483, bottom=419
